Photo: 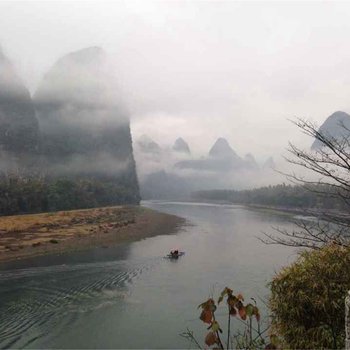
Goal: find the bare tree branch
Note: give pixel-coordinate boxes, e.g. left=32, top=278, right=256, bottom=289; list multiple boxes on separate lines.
left=265, top=118, right=350, bottom=249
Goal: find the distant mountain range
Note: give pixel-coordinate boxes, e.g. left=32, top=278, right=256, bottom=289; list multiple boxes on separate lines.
left=3, top=44, right=348, bottom=203
left=136, top=109, right=350, bottom=199
left=175, top=137, right=259, bottom=172
left=137, top=134, right=273, bottom=172
left=134, top=134, right=276, bottom=199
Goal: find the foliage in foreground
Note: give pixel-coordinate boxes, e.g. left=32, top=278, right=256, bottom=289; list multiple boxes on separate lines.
left=269, top=244, right=350, bottom=349
left=181, top=287, right=276, bottom=349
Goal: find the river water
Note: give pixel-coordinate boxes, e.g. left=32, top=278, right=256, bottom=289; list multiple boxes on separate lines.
left=0, top=201, right=299, bottom=349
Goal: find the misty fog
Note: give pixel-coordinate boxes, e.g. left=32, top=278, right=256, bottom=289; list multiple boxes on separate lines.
left=1, top=1, right=350, bottom=195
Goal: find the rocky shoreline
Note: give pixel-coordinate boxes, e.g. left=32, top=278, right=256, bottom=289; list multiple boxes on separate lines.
left=0, top=206, right=185, bottom=263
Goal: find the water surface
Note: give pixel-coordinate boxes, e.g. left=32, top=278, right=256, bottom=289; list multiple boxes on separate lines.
left=0, top=201, right=298, bottom=348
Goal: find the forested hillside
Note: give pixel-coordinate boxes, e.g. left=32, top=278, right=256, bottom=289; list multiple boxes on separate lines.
left=0, top=47, right=140, bottom=215
left=193, top=184, right=346, bottom=211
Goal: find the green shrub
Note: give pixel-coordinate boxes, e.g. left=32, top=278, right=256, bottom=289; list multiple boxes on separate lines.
left=269, top=244, right=350, bottom=348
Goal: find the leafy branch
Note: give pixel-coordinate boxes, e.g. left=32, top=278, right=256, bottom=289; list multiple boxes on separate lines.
left=184, top=287, right=277, bottom=350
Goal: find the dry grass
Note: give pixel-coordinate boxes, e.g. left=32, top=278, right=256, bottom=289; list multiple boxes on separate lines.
left=0, top=206, right=137, bottom=253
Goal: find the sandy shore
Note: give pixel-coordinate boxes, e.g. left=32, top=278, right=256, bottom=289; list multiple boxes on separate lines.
left=0, top=206, right=185, bottom=263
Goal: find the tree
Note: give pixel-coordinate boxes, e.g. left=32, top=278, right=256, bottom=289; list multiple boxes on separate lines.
left=267, top=119, right=350, bottom=348
left=269, top=244, right=350, bottom=348
left=263, top=118, right=350, bottom=249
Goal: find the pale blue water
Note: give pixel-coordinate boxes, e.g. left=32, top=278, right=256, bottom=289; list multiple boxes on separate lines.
left=0, top=201, right=298, bottom=349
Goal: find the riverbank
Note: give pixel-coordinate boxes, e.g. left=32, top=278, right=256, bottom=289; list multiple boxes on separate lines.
left=245, top=203, right=350, bottom=219
left=245, top=204, right=310, bottom=216
left=0, top=206, right=185, bottom=263
left=191, top=197, right=333, bottom=217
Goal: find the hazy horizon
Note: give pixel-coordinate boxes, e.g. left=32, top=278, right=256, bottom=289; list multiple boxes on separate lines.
left=1, top=1, right=350, bottom=162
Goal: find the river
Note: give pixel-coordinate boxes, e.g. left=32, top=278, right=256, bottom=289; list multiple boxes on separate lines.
left=0, top=201, right=299, bottom=349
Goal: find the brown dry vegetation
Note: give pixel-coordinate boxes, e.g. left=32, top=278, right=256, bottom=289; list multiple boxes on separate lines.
left=0, top=206, right=184, bottom=262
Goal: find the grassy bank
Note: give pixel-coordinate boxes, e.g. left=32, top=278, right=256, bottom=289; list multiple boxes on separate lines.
left=0, top=206, right=185, bottom=263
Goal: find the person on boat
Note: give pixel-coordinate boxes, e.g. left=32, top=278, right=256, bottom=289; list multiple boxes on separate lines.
left=170, top=249, right=179, bottom=258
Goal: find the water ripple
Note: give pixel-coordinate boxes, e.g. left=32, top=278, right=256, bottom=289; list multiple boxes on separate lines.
left=0, top=257, right=157, bottom=349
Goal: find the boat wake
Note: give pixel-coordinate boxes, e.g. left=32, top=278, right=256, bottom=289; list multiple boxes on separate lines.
left=0, top=258, right=156, bottom=348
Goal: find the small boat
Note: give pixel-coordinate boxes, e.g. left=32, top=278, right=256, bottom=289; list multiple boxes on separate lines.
left=165, top=251, right=185, bottom=259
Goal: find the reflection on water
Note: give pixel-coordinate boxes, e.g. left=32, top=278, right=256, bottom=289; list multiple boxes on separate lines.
left=0, top=201, right=298, bottom=349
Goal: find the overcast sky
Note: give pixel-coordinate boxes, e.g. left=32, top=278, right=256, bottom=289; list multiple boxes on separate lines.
left=1, top=1, right=350, bottom=160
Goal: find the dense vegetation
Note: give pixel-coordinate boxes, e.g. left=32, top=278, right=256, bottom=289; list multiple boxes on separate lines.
left=269, top=244, right=350, bottom=348
left=192, top=184, right=345, bottom=211
left=0, top=173, right=140, bottom=216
